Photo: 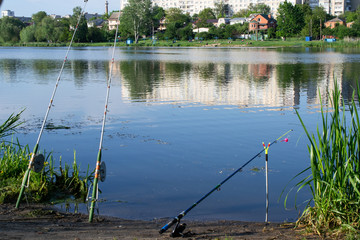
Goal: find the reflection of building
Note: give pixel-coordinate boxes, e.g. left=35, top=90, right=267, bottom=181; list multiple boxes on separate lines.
left=120, top=61, right=298, bottom=108
left=116, top=51, right=345, bottom=109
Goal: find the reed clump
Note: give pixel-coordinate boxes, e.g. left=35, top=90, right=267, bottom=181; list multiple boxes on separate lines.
left=295, top=81, right=360, bottom=237
left=0, top=111, right=92, bottom=204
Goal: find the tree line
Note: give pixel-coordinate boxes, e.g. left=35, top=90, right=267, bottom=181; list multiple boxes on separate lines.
left=1, top=0, right=360, bottom=44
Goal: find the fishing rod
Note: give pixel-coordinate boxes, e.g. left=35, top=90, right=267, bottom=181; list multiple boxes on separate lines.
left=88, top=7, right=120, bottom=223
left=15, top=0, right=89, bottom=209
left=159, top=129, right=293, bottom=236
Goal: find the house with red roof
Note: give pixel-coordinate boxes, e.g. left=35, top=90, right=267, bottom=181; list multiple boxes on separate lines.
left=248, top=14, right=277, bottom=32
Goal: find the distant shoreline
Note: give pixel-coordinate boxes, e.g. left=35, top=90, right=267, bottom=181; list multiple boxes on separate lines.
left=0, top=38, right=359, bottom=49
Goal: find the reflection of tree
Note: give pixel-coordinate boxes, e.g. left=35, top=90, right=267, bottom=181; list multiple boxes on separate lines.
left=276, top=63, right=322, bottom=105
left=119, top=60, right=161, bottom=99
left=0, top=59, right=18, bottom=82
left=164, top=62, right=192, bottom=81
left=342, top=62, right=360, bottom=103
left=71, top=60, right=87, bottom=87
left=33, top=60, right=58, bottom=76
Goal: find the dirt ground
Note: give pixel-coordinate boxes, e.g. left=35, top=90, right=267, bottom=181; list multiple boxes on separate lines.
left=0, top=204, right=322, bottom=240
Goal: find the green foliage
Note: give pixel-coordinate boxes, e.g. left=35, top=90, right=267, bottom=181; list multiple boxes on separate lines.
left=301, top=7, right=327, bottom=39
left=70, top=7, right=88, bottom=42
left=0, top=112, right=92, bottom=204
left=165, top=8, right=191, bottom=25
left=20, top=25, right=36, bottom=42
left=176, top=24, right=194, bottom=40
left=276, top=2, right=305, bottom=39
left=32, top=11, right=47, bottom=25
left=294, top=81, right=360, bottom=235
left=197, top=8, right=216, bottom=28
left=233, top=3, right=270, bottom=18
left=0, top=110, right=24, bottom=139
left=213, top=2, right=230, bottom=18
left=119, top=0, right=152, bottom=43
left=0, top=17, right=25, bottom=42
left=87, top=27, right=107, bottom=42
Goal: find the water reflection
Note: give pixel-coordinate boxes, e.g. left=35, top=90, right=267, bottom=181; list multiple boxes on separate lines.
left=119, top=59, right=359, bottom=108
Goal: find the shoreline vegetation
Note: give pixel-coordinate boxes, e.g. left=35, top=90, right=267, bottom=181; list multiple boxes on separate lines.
left=289, top=81, right=360, bottom=239
left=0, top=38, right=359, bottom=48
left=0, top=111, right=92, bottom=205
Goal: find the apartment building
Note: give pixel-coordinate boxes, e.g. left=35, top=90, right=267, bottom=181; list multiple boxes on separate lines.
left=1, top=10, right=15, bottom=17
left=120, top=0, right=354, bottom=17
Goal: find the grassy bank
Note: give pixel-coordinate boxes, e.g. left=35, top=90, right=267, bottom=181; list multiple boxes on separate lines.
left=1, top=38, right=359, bottom=48
left=293, top=81, right=360, bottom=238
left=0, top=111, right=92, bottom=204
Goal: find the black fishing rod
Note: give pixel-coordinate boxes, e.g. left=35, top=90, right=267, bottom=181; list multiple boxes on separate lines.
left=159, top=129, right=293, bottom=236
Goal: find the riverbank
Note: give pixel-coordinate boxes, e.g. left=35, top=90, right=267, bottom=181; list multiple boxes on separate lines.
left=0, top=204, right=322, bottom=240
left=0, top=38, right=359, bottom=48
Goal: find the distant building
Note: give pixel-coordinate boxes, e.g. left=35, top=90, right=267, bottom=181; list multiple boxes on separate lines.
left=50, top=14, right=61, bottom=19
left=347, top=21, right=355, bottom=28
left=316, top=0, right=356, bottom=16
left=15, top=16, right=32, bottom=23
left=84, top=13, right=102, bottom=21
left=218, top=18, right=231, bottom=26
left=108, top=12, right=120, bottom=30
left=249, top=14, right=277, bottom=32
left=324, top=17, right=346, bottom=29
left=1, top=10, right=15, bottom=17
left=230, top=18, right=247, bottom=25
left=120, top=0, right=300, bottom=17
left=88, top=18, right=106, bottom=28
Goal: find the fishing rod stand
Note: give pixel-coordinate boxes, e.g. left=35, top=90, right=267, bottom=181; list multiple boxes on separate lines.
left=170, top=220, right=187, bottom=238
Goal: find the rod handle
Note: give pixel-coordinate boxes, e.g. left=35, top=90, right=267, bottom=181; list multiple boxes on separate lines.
left=159, top=218, right=178, bottom=234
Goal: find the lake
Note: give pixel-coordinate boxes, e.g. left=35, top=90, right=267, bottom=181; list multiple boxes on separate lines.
left=1, top=46, right=360, bottom=222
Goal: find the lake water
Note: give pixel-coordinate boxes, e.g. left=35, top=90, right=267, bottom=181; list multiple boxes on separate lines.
left=1, top=46, right=360, bottom=222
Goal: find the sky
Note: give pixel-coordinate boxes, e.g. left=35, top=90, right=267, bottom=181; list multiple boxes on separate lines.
left=1, top=0, right=121, bottom=17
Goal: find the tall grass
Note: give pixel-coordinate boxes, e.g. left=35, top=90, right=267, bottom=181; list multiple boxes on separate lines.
left=295, top=81, right=360, bottom=235
left=0, top=109, right=24, bottom=139
left=0, top=111, right=92, bottom=204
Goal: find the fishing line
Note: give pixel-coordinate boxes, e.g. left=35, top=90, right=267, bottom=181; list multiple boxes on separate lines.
left=159, top=129, right=293, bottom=236
left=88, top=7, right=120, bottom=223
left=15, top=0, right=89, bottom=209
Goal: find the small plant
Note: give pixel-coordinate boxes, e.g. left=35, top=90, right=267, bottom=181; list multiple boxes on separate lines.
left=292, top=80, right=360, bottom=236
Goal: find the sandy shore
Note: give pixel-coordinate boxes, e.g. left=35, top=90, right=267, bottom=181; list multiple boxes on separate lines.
left=0, top=204, right=321, bottom=240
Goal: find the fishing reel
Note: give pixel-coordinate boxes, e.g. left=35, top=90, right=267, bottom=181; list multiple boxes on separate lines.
left=170, top=221, right=187, bottom=238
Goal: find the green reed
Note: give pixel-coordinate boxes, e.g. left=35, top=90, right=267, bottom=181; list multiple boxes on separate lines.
left=0, top=111, right=92, bottom=204
left=295, top=81, right=360, bottom=235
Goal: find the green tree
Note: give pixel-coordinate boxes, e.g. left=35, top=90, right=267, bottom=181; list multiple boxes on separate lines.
left=0, top=17, right=25, bottom=42
left=197, top=8, right=216, bottom=27
left=301, top=6, right=327, bottom=39
left=249, top=3, right=271, bottom=15
left=20, top=25, right=36, bottom=42
left=87, top=27, right=106, bottom=42
left=165, top=8, right=191, bottom=24
left=70, top=6, right=88, bottom=42
left=150, top=6, right=165, bottom=38
left=233, top=3, right=270, bottom=18
left=119, top=0, right=152, bottom=43
left=32, top=11, right=47, bottom=25
left=276, top=1, right=305, bottom=39
left=214, top=1, right=230, bottom=18
left=176, top=23, right=194, bottom=40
